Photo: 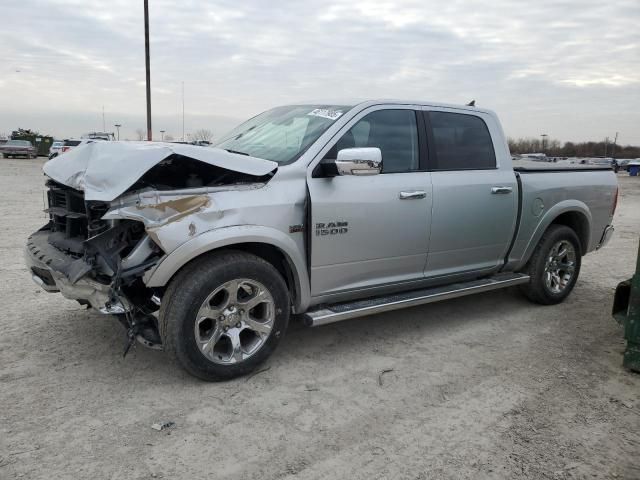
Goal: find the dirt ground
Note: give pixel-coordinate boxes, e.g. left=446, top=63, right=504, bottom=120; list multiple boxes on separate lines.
left=1, top=158, right=639, bottom=480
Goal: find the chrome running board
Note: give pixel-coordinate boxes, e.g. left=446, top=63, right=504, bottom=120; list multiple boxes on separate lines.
left=303, top=273, right=530, bottom=327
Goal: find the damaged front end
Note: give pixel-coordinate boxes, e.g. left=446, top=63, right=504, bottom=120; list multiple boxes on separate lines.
left=26, top=142, right=277, bottom=352
left=26, top=180, right=166, bottom=351
left=27, top=179, right=161, bottom=314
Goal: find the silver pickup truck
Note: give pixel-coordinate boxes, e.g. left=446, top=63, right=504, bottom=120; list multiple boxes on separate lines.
left=26, top=100, right=618, bottom=380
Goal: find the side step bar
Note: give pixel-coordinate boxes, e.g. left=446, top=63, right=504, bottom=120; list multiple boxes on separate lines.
left=303, top=273, right=530, bottom=327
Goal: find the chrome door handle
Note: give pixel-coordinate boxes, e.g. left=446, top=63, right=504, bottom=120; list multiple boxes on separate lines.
left=491, top=186, right=513, bottom=194
left=399, top=190, right=426, bottom=200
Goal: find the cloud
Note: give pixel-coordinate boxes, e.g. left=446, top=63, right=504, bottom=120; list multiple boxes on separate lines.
left=0, top=0, right=638, bottom=143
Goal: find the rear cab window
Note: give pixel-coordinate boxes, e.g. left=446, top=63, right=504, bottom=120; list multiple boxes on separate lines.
left=64, top=140, right=81, bottom=147
left=427, top=111, right=496, bottom=170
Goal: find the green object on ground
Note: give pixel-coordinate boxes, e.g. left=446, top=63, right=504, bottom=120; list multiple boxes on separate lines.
left=612, top=239, right=640, bottom=373
left=11, top=129, right=54, bottom=156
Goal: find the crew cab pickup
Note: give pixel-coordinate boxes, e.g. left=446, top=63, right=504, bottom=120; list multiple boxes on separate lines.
left=25, top=100, right=618, bottom=380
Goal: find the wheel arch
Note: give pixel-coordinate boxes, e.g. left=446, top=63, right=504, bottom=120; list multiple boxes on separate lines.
left=145, top=226, right=311, bottom=312
left=549, top=211, right=590, bottom=255
left=516, top=201, right=592, bottom=270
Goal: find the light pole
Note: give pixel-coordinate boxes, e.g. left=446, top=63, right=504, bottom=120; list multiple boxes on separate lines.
left=541, top=134, right=548, bottom=153
left=181, top=81, right=185, bottom=142
left=144, top=0, right=152, bottom=141
left=160, top=130, right=165, bottom=141
left=114, top=124, right=121, bottom=141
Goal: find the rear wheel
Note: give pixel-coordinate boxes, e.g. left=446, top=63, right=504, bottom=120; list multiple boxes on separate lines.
left=520, top=225, right=581, bottom=305
left=159, top=251, right=290, bottom=381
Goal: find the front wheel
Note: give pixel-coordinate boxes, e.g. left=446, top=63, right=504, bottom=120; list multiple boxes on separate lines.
left=159, top=251, right=290, bottom=381
left=520, top=225, right=582, bottom=305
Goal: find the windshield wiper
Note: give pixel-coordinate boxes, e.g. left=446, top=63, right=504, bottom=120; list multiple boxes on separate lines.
left=224, top=148, right=250, bottom=156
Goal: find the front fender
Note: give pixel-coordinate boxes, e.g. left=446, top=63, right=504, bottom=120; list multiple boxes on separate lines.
left=144, top=225, right=311, bottom=312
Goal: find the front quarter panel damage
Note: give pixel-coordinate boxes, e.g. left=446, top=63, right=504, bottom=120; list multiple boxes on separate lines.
left=103, top=193, right=214, bottom=252
left=102, top=184, right=268, bottom=254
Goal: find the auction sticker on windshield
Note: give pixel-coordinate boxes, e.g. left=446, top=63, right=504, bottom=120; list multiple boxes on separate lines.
left=308, top=108, right=344, bottom=121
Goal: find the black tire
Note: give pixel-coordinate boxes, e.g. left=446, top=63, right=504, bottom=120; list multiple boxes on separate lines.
left=520, top=225, right=582, bottom=305
left=159, top=250, right=290, bottom=381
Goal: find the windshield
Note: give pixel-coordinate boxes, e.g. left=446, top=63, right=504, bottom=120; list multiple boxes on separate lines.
left=7, top=140, right=31, bottom=146
left=214, top=104, right=351, bottom=165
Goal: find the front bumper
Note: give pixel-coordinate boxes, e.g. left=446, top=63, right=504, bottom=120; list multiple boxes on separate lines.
left=1, top=149, right=33, bottom=156
left=25, top=229, right=130, bottom=314
left=597, top=225, right=615, bottom=250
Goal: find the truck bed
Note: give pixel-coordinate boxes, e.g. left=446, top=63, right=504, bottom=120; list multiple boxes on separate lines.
left=506, top=165, right=617, bottom=272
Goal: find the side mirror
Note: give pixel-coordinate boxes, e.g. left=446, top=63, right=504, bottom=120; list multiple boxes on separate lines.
left=330, top=147, right=382, bottom=176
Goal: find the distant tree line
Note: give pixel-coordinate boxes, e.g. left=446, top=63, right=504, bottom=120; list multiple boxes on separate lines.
left=508, top=137, right=640, bottom=159
left=133, top=128, right=212, bottom=143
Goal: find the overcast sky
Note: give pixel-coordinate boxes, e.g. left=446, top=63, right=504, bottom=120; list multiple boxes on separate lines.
left=1, top=0, right=638, bottom=144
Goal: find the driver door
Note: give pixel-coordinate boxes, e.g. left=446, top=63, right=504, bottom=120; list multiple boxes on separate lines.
left=308, top=106, right=432, bottom=298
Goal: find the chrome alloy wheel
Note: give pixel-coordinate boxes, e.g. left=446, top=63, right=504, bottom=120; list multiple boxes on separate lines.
left=194, top=279, right=275, bottom=364
left=543, top=240, right=577, bottom=294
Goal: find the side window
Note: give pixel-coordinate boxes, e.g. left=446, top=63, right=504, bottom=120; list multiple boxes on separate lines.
left=325, top=109, right=419, bottom=173
left=429, top=112, right=496, bottom=170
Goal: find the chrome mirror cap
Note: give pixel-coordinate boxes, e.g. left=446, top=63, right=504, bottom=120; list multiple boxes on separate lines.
left=335, top=147, right=382, bottom=176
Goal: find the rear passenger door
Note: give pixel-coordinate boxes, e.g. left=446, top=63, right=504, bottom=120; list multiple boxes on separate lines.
left=423, top=109, right=518, bottom=278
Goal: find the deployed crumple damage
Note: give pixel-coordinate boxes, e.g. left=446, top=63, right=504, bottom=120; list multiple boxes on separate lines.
left=106, top=193, right=213, bottom=229
left=43, top=141, right=278, bottom=201
left=102, top=183, right=268, bottom=253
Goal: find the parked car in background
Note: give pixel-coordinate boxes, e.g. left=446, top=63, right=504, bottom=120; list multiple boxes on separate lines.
left=0, top=139, right=37, bottom=158
left=82, top=132, right=115, bottom=141
left=48, top=141, right=64, bottom=159
left=587, top=157, right=614, bottom=167
left=57, top=138, right=108, bottom=157
left=616, top=159, right=631, bottom=169
left=59, top=139, right=82, bottom=155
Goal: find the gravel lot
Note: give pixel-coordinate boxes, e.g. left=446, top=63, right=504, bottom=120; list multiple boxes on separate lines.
left=1, top=158, right=639, bottom=479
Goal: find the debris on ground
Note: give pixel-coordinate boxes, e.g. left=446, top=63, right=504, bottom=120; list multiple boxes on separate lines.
left=245, top=365, right=271, bottom=382
left=378, top=368, right=394, bottom=386
left=151, top=421, right=175, bottom=431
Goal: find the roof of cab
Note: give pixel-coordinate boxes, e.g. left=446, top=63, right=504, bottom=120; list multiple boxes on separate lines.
left=292, top=99, right=496, bottom=116
left=352, top=99, right=496, bottom=115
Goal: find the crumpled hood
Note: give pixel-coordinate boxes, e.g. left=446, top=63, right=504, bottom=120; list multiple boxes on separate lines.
left=43, top=141, right=278, bottom=201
